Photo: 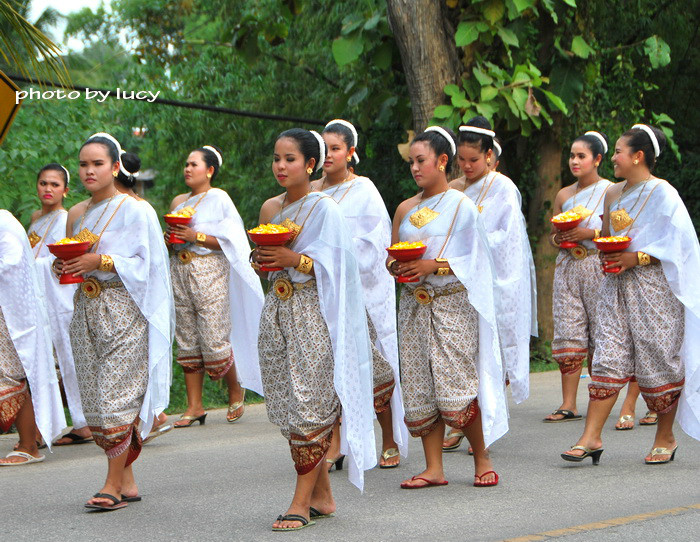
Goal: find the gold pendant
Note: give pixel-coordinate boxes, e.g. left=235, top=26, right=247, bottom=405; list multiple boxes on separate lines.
left=28, top=231, right=41, bottom=248
left=610, top=209, right=632, bottom=232
left=73, top=228, right=100, bottom=247
left=280, top=218, right=301, bottom=241
left=569, top=205, right=593, bottom=219
left=477, top=205, right=484, bottom=214
left=409, top=207, right=440, bottom=229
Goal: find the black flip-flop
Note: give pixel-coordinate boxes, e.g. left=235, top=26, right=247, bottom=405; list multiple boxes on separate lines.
left=85, top=493, right=128, bottom=511
left=271, top=514, right=315, bottom=531
left=121, top=494, right=142, bottom=503
left=54, top=432, right=94, bottom=446
left=543, top=409, right=582, bottom=423
left=309, top=506, right=334, bottom=519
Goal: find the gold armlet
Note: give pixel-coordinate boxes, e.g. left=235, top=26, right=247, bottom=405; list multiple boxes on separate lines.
left=549, top=233, right=561, bottom=248
left=637, top=251, right=651, bottom=266
left=98, top=254, right=115, bottom=273
left=295, top=254, right=314, bottom=274
left=195, top=232, right=207, bottom=246
left=386, top=258, right=397, bottom=274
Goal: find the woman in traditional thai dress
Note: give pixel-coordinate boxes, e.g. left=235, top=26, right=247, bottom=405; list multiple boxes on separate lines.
left=0, top=210, right=65, bottom=465
left=252, top=128, right=374, bottom=530
left=442, top=117, right=536, bottom=452
left=310, top=119, right=407, bottom=470
left=562, top=124, right=700, bottom=465
left=59, top=132, right=172, bottom=510
left=389, top=127, right=506, bottom=488
left=167, top=146, right=264, bottom=427
left=544, top=131, right=613, bottom=423
left=25, top=165, right=91, bottom=447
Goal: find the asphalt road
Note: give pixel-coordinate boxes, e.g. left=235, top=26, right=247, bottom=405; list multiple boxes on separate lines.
left=1, top=371, right=698, bottom=541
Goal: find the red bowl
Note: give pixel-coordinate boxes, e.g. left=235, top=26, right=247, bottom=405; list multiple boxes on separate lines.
left=594, top=238, right=632, bottom=253
left=386, top=246, right=427, bottom=262
left=47, top=242, right=91, bottom=284
left=164, top=215, right=192, bottom=244
left=551, top=216, right=583, bottom=232
left=248, top=231, right=293, bottom=247
left=387, top=245, right=427, bottom=283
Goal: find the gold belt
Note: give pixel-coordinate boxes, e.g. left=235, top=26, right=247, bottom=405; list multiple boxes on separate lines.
left=411, top=283, right=466, bottom=305
left=80, top=278, right=124, bottom=299
left=176, top=249, right=218, bottom=264
left=272, top=277, right=316, bottom=301
left=569, top=246, right=598, bottom=260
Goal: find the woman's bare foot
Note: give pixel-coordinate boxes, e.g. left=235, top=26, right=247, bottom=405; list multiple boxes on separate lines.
left=400, top=469, right=447, bottom=488
left=615, top=413, right=635, bottom=430
left=173, top=408, right=206, bottom=427
left=562, top=437, right=603, bottom=458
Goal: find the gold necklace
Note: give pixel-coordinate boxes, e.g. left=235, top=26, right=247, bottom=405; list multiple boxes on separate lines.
left=29, top=210, right=61, bottom=254
left=409, top=189, right=448, bottom=229
left=569, top=179, right=601, bottom=220
left=279, top=190, right=312, bottom=240
left=74, top=191, right=120, bottom=247
left=468, top=172, right=496, bottom=213
left=612, top=179, right=663, bottom=236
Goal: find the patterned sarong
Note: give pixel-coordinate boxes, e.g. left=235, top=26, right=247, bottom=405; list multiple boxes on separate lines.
left=589, top=264, right=685, bottom=413
left=399, top=283, right=480, bottom=438
left=258, top=274, right=340, bottom=475
left=552, top=252, right=603, bottom=374
left=0, top=309, right=29, bottom=432
left=70, top=284, right=148, bottom=464
left=368, top=312, right=395, bottom=413
left=171, top=253, right=234, bottom=379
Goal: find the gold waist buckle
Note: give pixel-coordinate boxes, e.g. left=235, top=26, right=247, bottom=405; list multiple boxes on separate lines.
left=81, top=278, right=124, bottom=299
left=272, top=278, right=316, bottom=301
left=413, top=283, right=466, bottom=305
left=569, top=246, right=598, bottom=260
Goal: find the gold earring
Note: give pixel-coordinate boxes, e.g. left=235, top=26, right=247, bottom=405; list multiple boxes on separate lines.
left=595, top=162, right=600, bottom=167
left=486, top=158, right=491, bottom=165
left=439, top=165, right=445, bottom=172
left=306, top=167, right=313, bottom=174
left=207, top=173, right=212, bottom=179
left=112, top=171, right=118, bottom=178
left=633, top=159, right=639, bottom=165
left=346, top=156, right=352, bottom=162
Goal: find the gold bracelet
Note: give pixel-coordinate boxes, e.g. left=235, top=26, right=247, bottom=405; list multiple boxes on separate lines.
left=195, top=232, right=207, bottom=246
left=434, top=258, right=449, bottom=276
left=386, top=258, right=397, bottom=274
left=593, top=229, right=601, bottom=240
left=98, top=254, right=114, bottom=273
left=637, top=251, right=651, bottom=266
left=295, top=254, right=314, bottom=274
left=549, top=233, right=560, bottom=248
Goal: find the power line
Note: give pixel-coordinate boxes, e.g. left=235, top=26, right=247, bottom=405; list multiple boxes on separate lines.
left=8, top=74, right=326, bottom=126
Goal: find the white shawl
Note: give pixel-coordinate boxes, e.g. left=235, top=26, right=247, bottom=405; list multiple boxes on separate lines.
left=272, top=192, right=376, bottom=490
left=0, top=209, right=65, bottom=446
left=320, top=177, right=408, bottom=456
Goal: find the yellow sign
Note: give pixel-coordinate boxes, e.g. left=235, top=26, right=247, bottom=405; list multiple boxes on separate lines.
left=0, top=70, right=22, bottom=147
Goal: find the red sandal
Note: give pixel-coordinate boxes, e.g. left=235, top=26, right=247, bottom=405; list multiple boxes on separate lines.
left=473, top=470, right=499, bottom=487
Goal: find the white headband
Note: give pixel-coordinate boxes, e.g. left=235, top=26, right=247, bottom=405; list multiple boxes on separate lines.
left=584, top=131, right=608, bottom=154
left=60, top=165, right=70, bottom=184
left=119, top=151, right=140, bottom=178
left=309, top=130, right=326, bottom=172
left=87, top=132, right=129, bottom=176
left=459, top=125, right=496, bottom=138
left=325, top=118, right=360, bottom=164
left=631, top=124, right=661, bottom=158
left=202, top=145, right=223, bottom=167
left=425, top=126, right=456, bottom=157
left=493, top=139, right=502, bottom=158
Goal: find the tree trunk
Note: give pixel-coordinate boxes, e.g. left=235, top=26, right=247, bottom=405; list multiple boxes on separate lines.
left=528, top=115, right=563, bottom=343
left=386, top=0, right=459, bottom=131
